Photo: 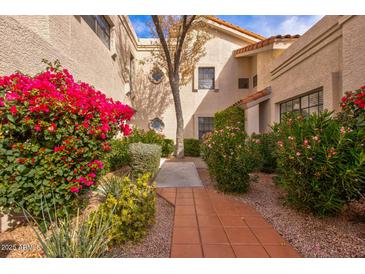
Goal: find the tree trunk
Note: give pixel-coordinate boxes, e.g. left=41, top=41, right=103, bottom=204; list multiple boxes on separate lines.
left=171, top=80, right=184, bottom=159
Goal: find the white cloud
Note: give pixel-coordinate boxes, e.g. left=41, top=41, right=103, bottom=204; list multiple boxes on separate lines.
left=246, top=15, right=323, bottom=37
left=275, top=15, right=324, bottom=35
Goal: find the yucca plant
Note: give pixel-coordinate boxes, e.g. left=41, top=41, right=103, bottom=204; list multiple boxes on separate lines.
left=23, top=201, right=113, bottom=258
left=98, top=175, right=125, bottom=200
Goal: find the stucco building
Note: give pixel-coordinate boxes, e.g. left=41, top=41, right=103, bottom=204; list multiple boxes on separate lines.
left=0, top=15, right=364, bottom=140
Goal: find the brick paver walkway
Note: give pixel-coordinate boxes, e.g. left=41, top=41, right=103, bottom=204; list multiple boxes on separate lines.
left=157, top=187, right=300, bottom=258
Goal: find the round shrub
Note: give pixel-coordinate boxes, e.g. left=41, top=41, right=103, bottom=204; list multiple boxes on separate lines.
left=273, top=111, right=365, bottom=216
left=128, top=143, right=161, bottom=178
left=127, top=127, right=173, bottom=157
left=184, top=138, right=201, bottom=157
left=201, top=126, right=260, bottom=193
left=0, top=62, right=134, bottom=217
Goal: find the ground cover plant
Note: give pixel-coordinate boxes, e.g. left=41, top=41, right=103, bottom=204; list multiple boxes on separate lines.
left=0, top=60, right=134, bottom=218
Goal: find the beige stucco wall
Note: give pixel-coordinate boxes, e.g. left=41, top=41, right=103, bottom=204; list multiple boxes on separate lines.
left=132, top=28, right=256, bottom=140
left=269, top=15, right=345, bottom=126
left=341, top=16, right=365, bottom=92
left=0, top=15, right=137, bottom=103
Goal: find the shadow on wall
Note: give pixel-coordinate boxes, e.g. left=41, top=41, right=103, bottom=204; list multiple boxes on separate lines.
left=184, top=53, right=252, bottom=138
left=131, top=67, right=173, bottom=130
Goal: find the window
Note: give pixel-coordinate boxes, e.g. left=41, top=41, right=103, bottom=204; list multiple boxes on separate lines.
left=81, top=15, right=111, bottom=49
left=253, top=75, right=257, bottom=88
left=149, top=118, right=165, bottom=132
left=198, top=117, right=214, bottom=139
left=238, top=78, right=249, bottom=89
left=150, top=66, right=164, bottom=84
left=280, top=87, right=324, bottom=121
left=198, top=67, right=215, bottom=89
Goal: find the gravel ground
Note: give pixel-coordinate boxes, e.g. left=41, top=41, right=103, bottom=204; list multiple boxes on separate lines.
left=226, top=173, right=365, bottom=258
left=0, top=195, right=174, bottom=258
left=107, top=196, right=174, bottom=258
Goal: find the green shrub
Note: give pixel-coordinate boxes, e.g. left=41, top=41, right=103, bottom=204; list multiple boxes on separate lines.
left=128, top=143, right=161, bottom=178
left=249, top=132, right=277, bottom=173
left=273, top=111, right=365, bottom=216
left=184, top=138, right=201, bottom=157
left=201, top=126, right=260, bottom=193
left=93, top=174, right=156, bottom=243
left=162, top=138, right=174, bottom=157
left=214, top=105, right=245, bottom=131
left=104, top=139, right=130, bottom=171
left=24, top=206, right=113, bottom=258
left=127, top=127, right=172, bottom=157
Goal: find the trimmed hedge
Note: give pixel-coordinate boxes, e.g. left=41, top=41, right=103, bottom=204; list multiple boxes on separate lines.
left=214, top=105, right=245, bottom=131
left=184, top=138, right=201, bottom=157
left=128, top=143, right=161, bottom=178
left=162, top=138, right=174, bottom=158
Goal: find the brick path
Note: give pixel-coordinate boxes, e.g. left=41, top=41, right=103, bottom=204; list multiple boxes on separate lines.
left=157, top=187, right=300, bottom=258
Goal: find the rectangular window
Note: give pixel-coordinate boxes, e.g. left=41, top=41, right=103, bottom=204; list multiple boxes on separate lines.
left=280, top=87, right=324, bottom=121
left=253, top=75, right=257, bottom=88
left=81, top=15, right=111, bottom=49
left=198, top=67, right=215, bottom=89
left=238, top=78, right=249, bottom=89
left=198, top=117, right=214, bottom=139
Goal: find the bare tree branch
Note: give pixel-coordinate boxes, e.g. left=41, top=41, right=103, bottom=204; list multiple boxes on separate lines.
left=151, top=16, right=174, bottom=76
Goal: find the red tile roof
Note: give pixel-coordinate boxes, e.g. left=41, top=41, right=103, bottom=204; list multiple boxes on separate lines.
left=234, top=34, right=300, bottom=56
left=205, top=16, right=266, bottom=41
left=233, top=87, right=271, bottom=108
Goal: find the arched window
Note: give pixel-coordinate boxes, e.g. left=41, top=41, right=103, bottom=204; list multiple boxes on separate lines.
left=149, top=118, right=165, bottom=132
left=150, top=67, right=164, bottom=84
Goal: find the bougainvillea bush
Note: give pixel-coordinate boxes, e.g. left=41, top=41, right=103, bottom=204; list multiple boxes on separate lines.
left=0, top=61, right=134, bottom=218
left=338, top=85, right=365, bottom=129
left=201, top=126, right=260, bottom=193
left=273, top=111, right=365, bottom=216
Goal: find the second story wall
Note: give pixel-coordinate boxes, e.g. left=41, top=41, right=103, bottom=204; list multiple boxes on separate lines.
left=0, top=15, right=137, bottom=102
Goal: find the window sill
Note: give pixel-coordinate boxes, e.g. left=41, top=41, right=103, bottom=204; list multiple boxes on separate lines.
left=193, top=88, right=219, bottom=92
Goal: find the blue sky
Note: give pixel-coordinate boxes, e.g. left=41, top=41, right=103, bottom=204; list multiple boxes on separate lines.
left=129, top=15, right=323, bottom=38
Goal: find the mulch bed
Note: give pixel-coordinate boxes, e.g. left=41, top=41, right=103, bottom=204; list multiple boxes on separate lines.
left=0, top=194, right=174, bottom=258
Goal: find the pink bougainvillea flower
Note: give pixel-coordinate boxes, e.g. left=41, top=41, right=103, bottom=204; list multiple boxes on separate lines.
left=100, top=133, right=106, bottom=139
left=10, top=105, right=18, bottom=115
left=87, top=173, right=96, bottom=178
left=84, top=181, right=94, bottom=187
left=123, top=124, right=132, bottom=136
left=47, top=123, right=57, bottom=132
left=70, top=187, right=79, bottom=193
left=34, top=124, right=41, bottom=132
left=53, top=145, right=66, bottom=152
